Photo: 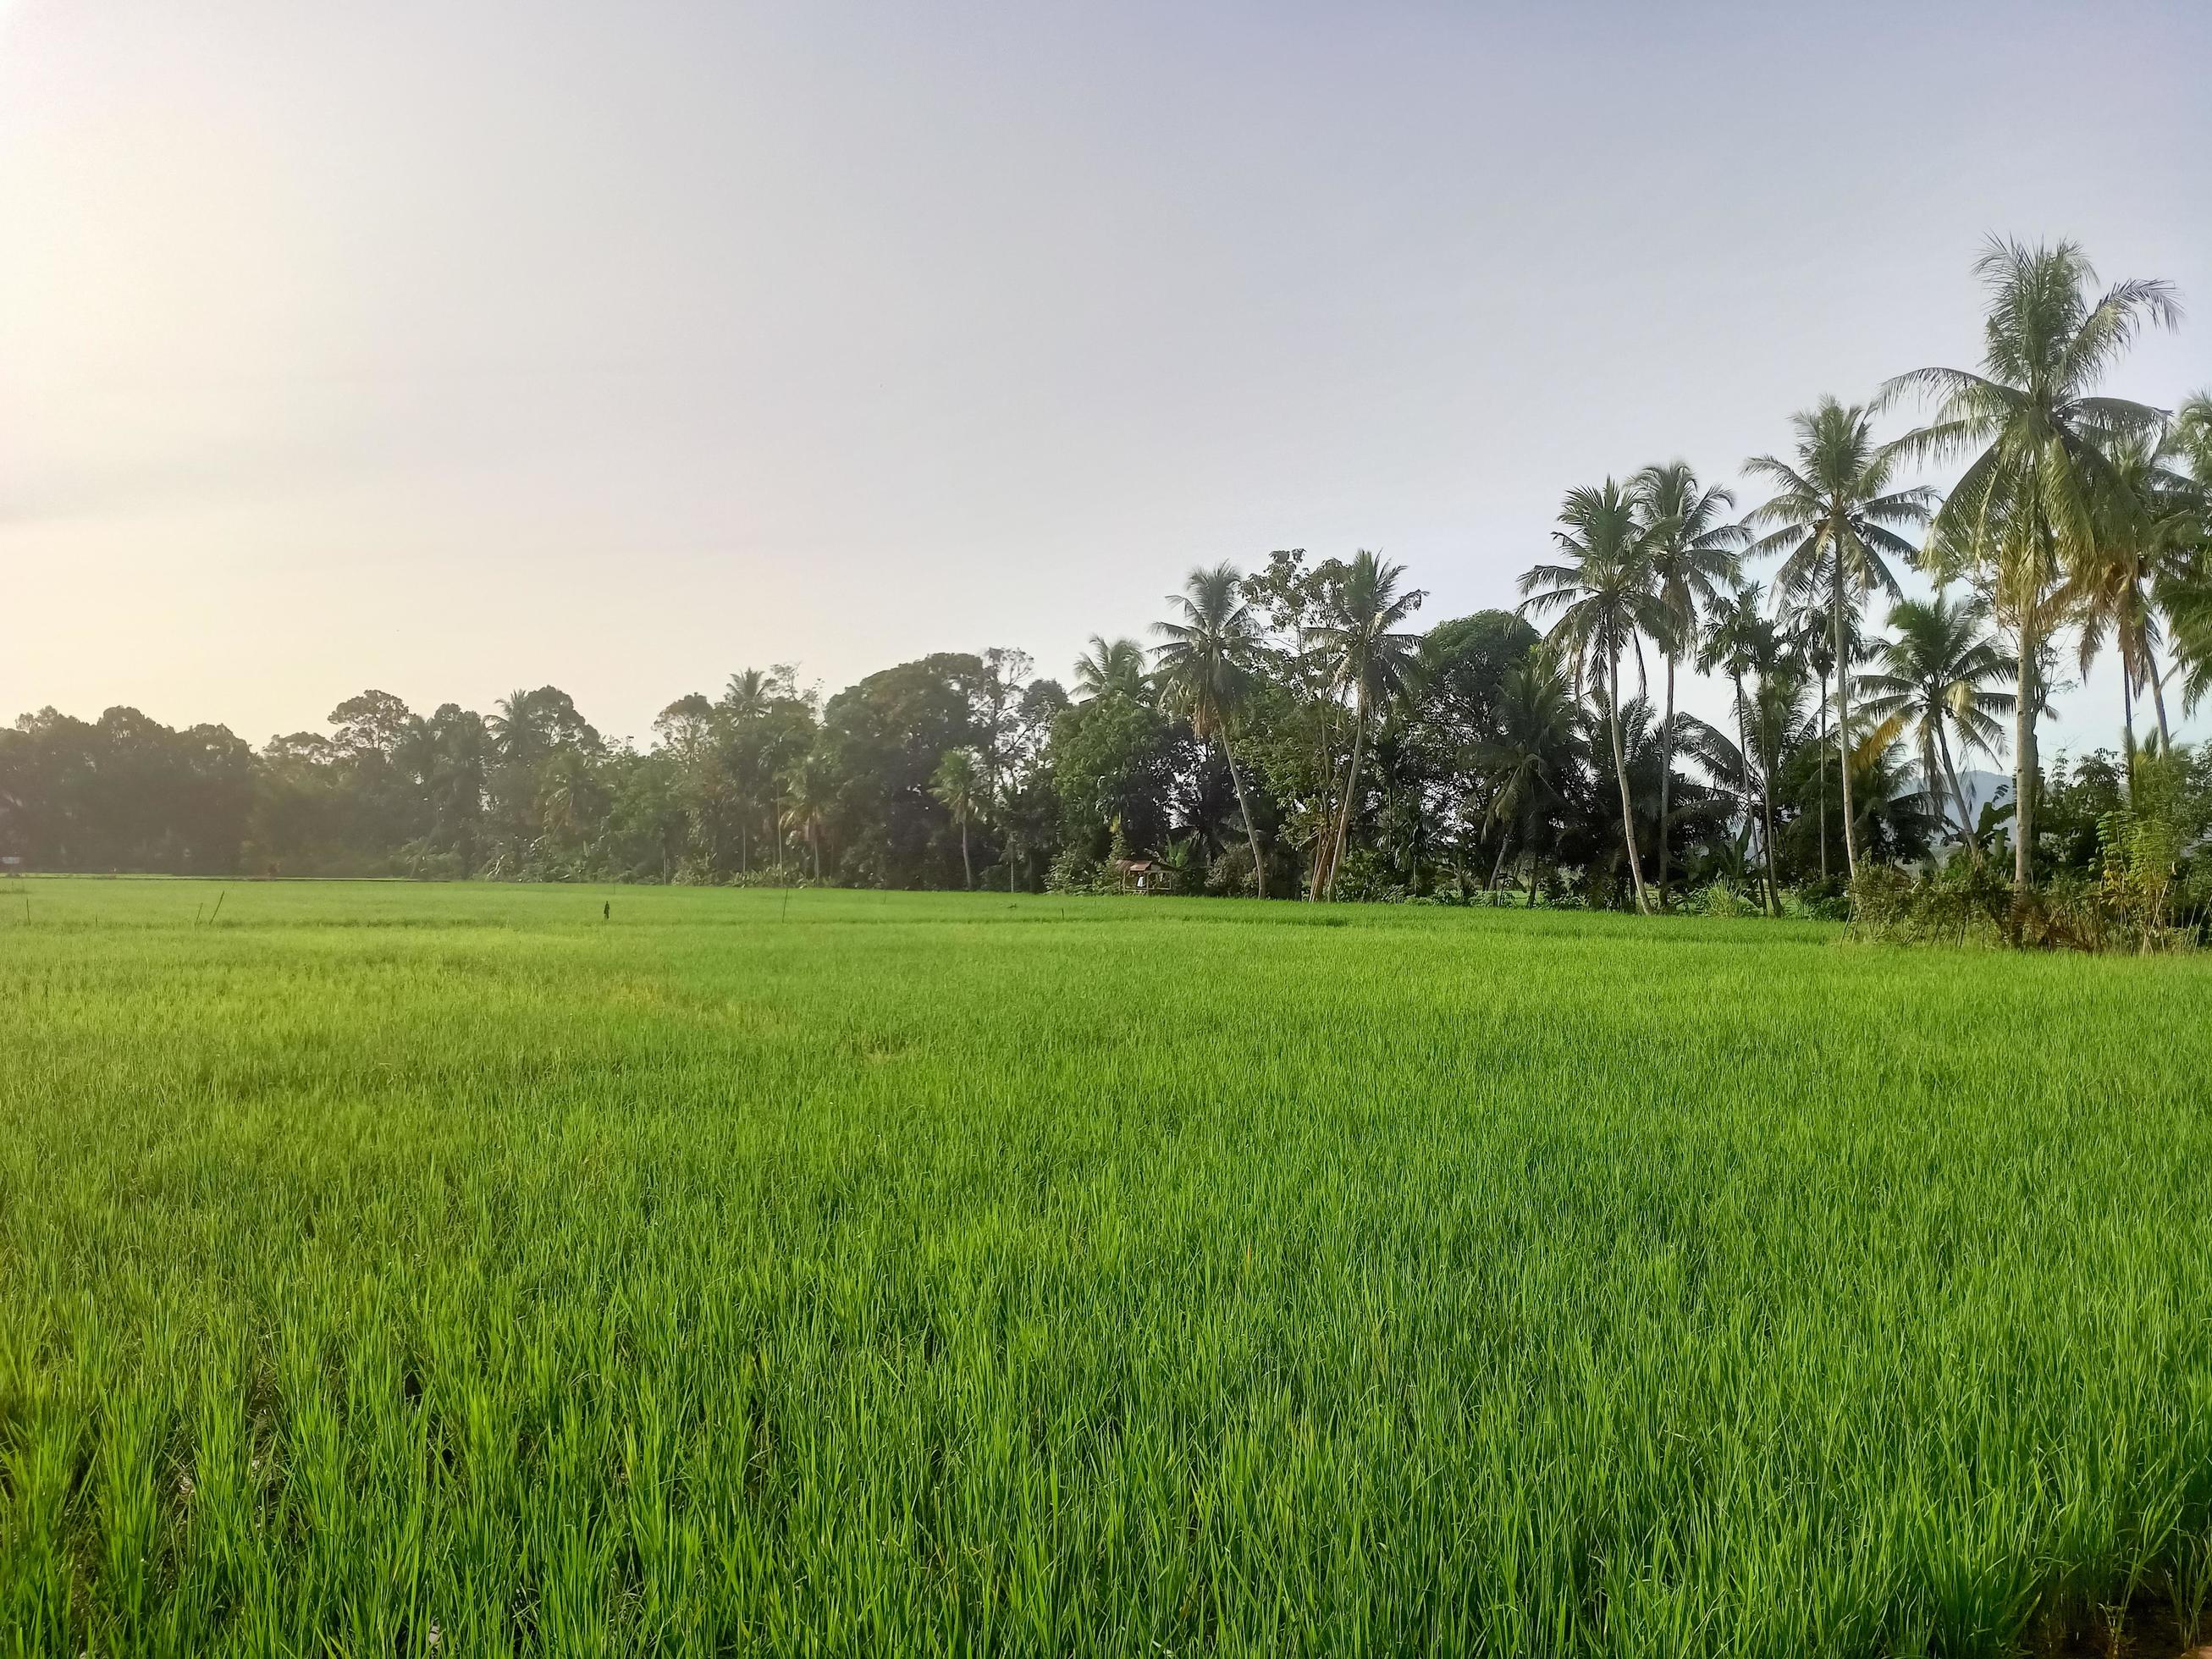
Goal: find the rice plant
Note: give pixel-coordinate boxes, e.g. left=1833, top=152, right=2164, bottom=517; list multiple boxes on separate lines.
left=3, top=879, right=2209, bottom=1656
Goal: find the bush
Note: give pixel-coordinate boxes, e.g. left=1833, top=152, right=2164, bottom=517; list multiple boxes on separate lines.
left=1847, top=860, right=2015, bottom=945
left=1779, top=884, right=1851, bottom=923
left=1694, top=883, right=1747, bottom=918
left=1845, top=845, right=2205, bottom=954
left=1204, top=844, right=1257, bottom=898
left=1045, top=847, right=1104, bottom=895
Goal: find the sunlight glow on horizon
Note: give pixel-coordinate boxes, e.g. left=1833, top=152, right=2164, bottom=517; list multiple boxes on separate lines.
left=2, top=1, right=2207, bottom=755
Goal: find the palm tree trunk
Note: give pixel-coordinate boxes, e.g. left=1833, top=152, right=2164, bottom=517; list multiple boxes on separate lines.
left=1817, top=697, right=1829, bottom=885
left=1607, top=650, right=1651, bottom=914
left=1657, top=652, right=1675, bottom=910
left=1306, top=687, right=1340, bottom=901
left=1306, top=771, right=1332, bottom=901
left=1725, top=676, right=1760, bottom=911
left=1325, top=708, right=1368, bottom=902
left=2120, top=661, right=2137, bottom=790
left=960, top=818, right=972, bottom=890
left=2147, top=641, right=2172, bottom=749
left=2014, top=617, right=2038, bottom=891
left=1222, top=736, right=1266, bottom=900
left=1488, top=830, right=1511, bottom=902
left=1757, top=700, right=1781, bottom=918
left=1832, top=555, right=1860, bottom=882
left=1934, top=723, right=1981, bottom=868
left=1921, top=730, right=1944, bottom=852
left=1734, top=675, right=1773, bottom=916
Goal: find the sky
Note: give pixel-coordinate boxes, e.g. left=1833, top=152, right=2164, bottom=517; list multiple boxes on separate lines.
left=3, top=0, right=2208, bottom=753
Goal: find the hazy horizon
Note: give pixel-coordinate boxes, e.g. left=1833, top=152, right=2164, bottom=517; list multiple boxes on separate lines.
left=4, top=0, right=2209, bottom=753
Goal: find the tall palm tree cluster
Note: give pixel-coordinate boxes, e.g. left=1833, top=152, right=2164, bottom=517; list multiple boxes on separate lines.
left=1041, top=240, right=2206, bottom=913
left=1503, top=238, right=2211, bottom=909
left=5, top=240, right=2209, bottom=910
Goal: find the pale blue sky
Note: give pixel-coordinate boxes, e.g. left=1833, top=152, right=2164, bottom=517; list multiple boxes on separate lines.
left=3, top=1, right=2207, bottom=751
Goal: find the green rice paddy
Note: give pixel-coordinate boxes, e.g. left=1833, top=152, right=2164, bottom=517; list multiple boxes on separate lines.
left=3, top=879, right=2209, bottom=1656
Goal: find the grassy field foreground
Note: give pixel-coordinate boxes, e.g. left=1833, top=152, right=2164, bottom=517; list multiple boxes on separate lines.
left=3, top=880, right=2210, bottom=1656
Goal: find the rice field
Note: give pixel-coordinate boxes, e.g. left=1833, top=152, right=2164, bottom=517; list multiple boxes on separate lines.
left=3, top=878, right=2210, bottom=1657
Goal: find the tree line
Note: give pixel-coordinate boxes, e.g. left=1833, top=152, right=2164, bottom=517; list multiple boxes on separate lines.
left=5, top=238, right=2209, bottom=926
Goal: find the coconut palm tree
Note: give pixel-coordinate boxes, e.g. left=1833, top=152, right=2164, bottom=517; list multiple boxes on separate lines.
left=1474, top=645, right=1582, bottom=901
left=2164, top=394, right=2212, bottom=714
left=1630, top=462, right=1745, bottom=906
left=1520, top=482, right=1667, bottom=913
left=1745, top=399, right=1933, bottom=882
left=2176, top=394, right=2212, bottom=471
left=929, top=748, right=984, bottom=889
left=720, top=668, right=779, bottom=870
left=1152, top=562, right=1270, bottom=897
left=2071, top=431, right=2199, bottom=758
left=1072, top=637, right=1150, bottom=703
left=1697, top=583, right=1781, bottom=914
left=721, top=669, right=774, bottom=722
left=1771, top=592, right=1848, bottom=884
left=1884, top=237, right=2179, bottom=888
left=1618, top=700, right=1738, bottom=892
left=539, top=747, right=602, bottom=840
left=486, top=688, right=546, bottom=765
left=779, top=753, right=835, bottom=882
left=2169, top=594, right=2212, bottom=716
left=1927, top=492, right=2078, bottom=847
left=1822, top=730, right=1946, bottom=871
left=1856, top=595, right=2016, bottom=862
left=1309, top=551, right=1424, bottom=901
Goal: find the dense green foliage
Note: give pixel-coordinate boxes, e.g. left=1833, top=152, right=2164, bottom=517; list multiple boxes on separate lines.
left=3, top=240, right=2208, bottom=931
left=1849, top=746, right=2212, bottom=949
left=3, top=880, right=2211, bottom=1654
